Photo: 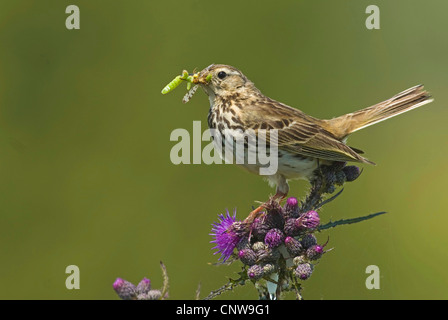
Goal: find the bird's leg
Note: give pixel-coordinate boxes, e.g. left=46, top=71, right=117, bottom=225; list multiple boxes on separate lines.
left=273, top=175, right=289, bottom=203
left=272, top=190, right=287, bottom=202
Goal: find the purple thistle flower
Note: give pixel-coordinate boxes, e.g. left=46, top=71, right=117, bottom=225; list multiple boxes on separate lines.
left=257, top=247, right=280, bottom=262
left=238, top=248, right=257, bottom=266
left=284, top=197, right=299, bottom=218
left=251, top=216, right=271, bottom=241
left=286, top=197, right=298, bottom=209
left=284, top=218, right=302, bottom=236
left=113, top=278, right=137, bottom=300
left=264, top=228, right=285, bottom=248
left=136, top=277, right=151, bottom=294
left=299, top=210, right=320, bottom=229
left=210, top=210, right=244, bottom=262
left=306, top=245, right=324, bottom=260
left=247, top=264, right=264, bottom=280
left=284, top=236, right=303, bottom=256
left=301, top=234, right=318, bottom=249
left=343, top=165, right=361, bottom=182
left=294, top=263, right=314, bottom=280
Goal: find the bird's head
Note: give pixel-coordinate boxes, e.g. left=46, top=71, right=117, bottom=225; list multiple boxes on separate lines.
left=194, top=64, right=258, bottom=99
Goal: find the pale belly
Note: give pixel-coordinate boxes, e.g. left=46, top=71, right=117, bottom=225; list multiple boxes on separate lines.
left=213, top=133, right=320, bottom=194
left=235, top=149, right=319, bottom=180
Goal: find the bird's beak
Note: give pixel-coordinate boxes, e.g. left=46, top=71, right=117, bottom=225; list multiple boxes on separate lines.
left=192, top=69, right=212, bottom=85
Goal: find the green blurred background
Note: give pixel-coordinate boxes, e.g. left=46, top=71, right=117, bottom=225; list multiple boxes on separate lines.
left=0, top=0, right=446, bottom=299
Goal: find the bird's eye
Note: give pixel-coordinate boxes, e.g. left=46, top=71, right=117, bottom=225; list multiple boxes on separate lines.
left=217, top=71, right=227, bottom=79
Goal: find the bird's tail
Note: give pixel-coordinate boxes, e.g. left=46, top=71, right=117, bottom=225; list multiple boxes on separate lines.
left=323, top=85, right=433, bottom=140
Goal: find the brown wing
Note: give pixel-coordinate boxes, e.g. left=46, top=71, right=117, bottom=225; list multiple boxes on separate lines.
left=239, top=98, right=375, bottom=164
left=271, top=119, right=374, bottom=164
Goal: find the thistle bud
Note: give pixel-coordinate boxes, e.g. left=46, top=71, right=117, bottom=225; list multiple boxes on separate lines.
left=231, top=221, right=249, bottom=236
left=292, top=255, right=307, bottom=266
left=301, top=234, right=317, bottom=249
left=264, top=228, right=285, bottom=248
left=262, top=263, right=275, bottom=275
left=284, top=218, right=302, bottom=236
left=247, top=264, right=264, bottom=280
left=251, top=217, right=271, bottom=241
left=136, top=277, right=151, bottom=294
left=236, top=236, right=251, bottom=250
left=332, top=161, right=347, bottom=171
left=284, top=197, right=299, bottom=218
left=136, top=293, right=148, bottom=300
left=286, top=197, right=298, bottom=210
left=306, top=244, right=324, bottom=260
left=324, top=171, right=336, bottom=186
left=257, top=247, right=281, bottom=262
left=294, top=263, right=314, bottom=280
left=252, top=241, right=268, bottom=252
left=146, top=289, right=163, bottom=300
left=137, top=291, right=162, bottom=300
left=326, top=184, right=336, bottom=194
left=238, top=248, right=257, bottom=266
left=299, top=210, right=320, bottom=230
left=343, top=166, right=361, bottom=182
left=335, top=170, right=346, bottom=185
left=264, top=201, right=285, bottom=228
left=113, top=278, right=137, bottom=300
left=284, top=236, right=303, bottom=256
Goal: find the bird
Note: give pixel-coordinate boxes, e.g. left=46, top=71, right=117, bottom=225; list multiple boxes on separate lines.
left=191, top=64, right=433, bottom=215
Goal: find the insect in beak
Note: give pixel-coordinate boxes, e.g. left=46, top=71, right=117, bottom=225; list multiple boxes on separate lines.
left=161, top=68, right=212, bottom=102
left=194, top=73, right=212, bottom=85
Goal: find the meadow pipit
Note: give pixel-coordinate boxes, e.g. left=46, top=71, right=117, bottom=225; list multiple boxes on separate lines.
left=191, top=64, right=433, bottom=217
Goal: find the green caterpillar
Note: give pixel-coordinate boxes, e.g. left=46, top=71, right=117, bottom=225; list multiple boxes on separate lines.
left=161, top=75, right=183, bottom=94
left=161, top=70, right=191, bottom=95
left=161, top=69, right=212, bottom=100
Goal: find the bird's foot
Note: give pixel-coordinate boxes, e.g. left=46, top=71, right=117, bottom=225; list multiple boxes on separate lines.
left=271, top=191, right=287, bottom=203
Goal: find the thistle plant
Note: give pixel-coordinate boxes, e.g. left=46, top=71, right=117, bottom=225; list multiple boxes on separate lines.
left=206, top=162, right=386, bottom=300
